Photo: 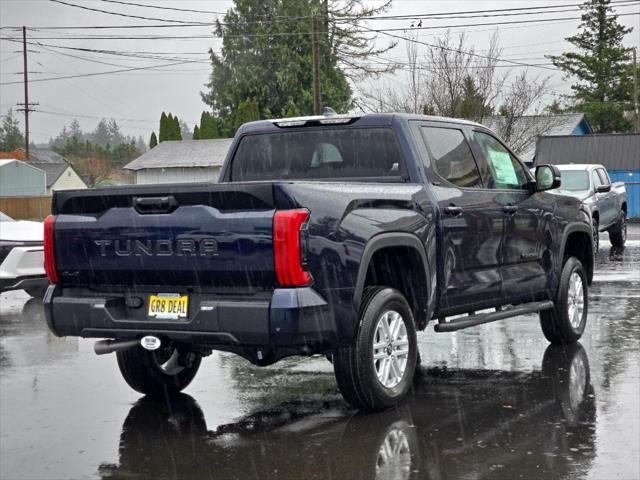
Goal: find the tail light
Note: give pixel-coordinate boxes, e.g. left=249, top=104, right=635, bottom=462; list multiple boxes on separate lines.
left=273, top=209, right=312, bottom=287
left=44, top=215, right=59, bottom=284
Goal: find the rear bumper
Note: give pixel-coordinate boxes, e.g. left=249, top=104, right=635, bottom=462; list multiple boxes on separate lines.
left=0, top=246, right=46, bottom=292
left=44, top=285, right=346, bottom=362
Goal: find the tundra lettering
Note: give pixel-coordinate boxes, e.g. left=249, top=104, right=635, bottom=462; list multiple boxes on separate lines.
left=94, top=238, right=218, bottom=257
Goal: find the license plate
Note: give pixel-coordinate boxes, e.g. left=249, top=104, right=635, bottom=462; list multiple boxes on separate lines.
left=148, top=293, right=189, bottom=320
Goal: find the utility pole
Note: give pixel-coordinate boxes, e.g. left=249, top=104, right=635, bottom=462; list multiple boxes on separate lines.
left=311, top=13, right=321, bottom=115
left=19, top=26, right=35, bottom=159
left=633, top=47, right=639, bottom=133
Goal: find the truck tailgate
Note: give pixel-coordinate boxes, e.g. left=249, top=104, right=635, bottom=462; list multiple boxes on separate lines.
left=52, top=183, right=277, bottom=290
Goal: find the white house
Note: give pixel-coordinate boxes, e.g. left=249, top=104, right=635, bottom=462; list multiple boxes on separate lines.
left=29, top=162, right=87, bottom=194
left=124, top=139, right=233, bottom=184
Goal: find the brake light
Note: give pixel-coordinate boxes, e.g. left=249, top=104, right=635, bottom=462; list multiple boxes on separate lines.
left=44, top=215, right=58, bottom=284
left=273, top=209, right=312, bottom=287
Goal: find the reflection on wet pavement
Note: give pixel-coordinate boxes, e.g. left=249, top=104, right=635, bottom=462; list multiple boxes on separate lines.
left=1, top=235, right=639, bottom=480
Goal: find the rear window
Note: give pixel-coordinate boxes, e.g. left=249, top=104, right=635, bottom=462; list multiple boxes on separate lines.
left=230, top=128, right=404, bottom=181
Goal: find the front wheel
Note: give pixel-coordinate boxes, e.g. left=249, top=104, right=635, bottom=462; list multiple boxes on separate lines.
left=116, top=344, right=201, bottom=396
left=333, top=287, right=418, bottom=411
left=540, top=257, right=588, bottom=344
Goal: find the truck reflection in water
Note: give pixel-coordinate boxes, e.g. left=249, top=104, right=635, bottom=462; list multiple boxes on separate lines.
left=99, top=343, right=595, bottom=480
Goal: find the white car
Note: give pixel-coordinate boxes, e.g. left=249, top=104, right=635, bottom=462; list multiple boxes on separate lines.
left=0, top=212, right=48, bottom=297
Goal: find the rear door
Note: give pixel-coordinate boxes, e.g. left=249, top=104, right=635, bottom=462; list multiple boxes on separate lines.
left=417, top=122, right=504, bottom=310
left=470, top=129, right=547, bottom=302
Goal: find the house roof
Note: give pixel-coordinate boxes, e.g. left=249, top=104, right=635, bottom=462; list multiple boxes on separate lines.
left=29, top=162, right=69, bottom=187
left=29, top=147, right=66, bottom=163
left=0, top=158, right=46, bottom=174
left=481, top=113, right=590, bottom=163
left=124, top=139, right=234, bottom=171
left=535, top=133, right=640, bottom=170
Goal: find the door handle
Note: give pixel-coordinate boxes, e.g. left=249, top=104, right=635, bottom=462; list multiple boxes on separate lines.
left=134, top=195, right=178, bottom=214
left=503, top=205, right=518, bottom=215
left=443, top=206, right=463, bottom=216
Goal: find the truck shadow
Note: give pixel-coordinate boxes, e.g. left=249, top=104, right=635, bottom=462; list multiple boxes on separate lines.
left=98, top=343, right=595, bottom=480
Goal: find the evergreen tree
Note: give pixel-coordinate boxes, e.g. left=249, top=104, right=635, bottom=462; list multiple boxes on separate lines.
left=159, top=112, right=168, bottom=142
left=550, top=0, right=635, bottom=132
left=234, top=99, right=260, bottom=131
left=456, top=76, right=491, bottom=119
left=0, top=108, right=24, bottom=151
left=193, top=125, right=200, bottom=140
left=202, top=0, right=388, bottom=125
left=281, top=98, right=302, bottom=118
left=172, top=115, right=182, bottom=141
left=149, top=132, right=158, bottom=149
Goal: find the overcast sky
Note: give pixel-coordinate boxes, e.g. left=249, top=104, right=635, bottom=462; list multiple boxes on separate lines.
left=1, top=0, right=638, bottom=145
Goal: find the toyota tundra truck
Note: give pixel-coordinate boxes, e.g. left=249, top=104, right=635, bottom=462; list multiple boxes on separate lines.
left=43, top=113, right=594, bottom=410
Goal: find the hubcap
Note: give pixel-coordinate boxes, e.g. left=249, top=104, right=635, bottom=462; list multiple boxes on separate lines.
left=373, top=310, right=409, bottom=389
left=375, top=425, right=412, bottom=480
left=567, top=272, right=585, bottom=329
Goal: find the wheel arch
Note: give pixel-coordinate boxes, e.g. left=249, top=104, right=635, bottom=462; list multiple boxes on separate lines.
left=560, top=223, right=594, bottom=285
left=353, top=233, right=433, bottom=330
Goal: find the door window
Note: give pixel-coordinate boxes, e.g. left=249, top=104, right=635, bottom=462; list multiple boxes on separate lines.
left=473, top=131, right=529, bottom=190
left=420, top=127, right=482, bottom=188
left=597, top=168, right=610, bottom=186
left=592, top=170, right=603, bottom=188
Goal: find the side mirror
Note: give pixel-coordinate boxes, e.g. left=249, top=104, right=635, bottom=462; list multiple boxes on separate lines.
left=535, top=164, right=561, bottom=192
left=596, top=184, right=611, bottom=193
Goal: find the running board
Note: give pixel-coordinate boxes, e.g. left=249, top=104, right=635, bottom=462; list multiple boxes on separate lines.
left=434, top=301, right=554, bottom=333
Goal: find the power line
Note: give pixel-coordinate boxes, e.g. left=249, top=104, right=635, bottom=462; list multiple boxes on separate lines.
left=49, top=0, right=213, bottom=25
left=99, top=0, right=226, bottom=15
left=0, top=60, right=196, bottom=85
left=6, top=10, right=639, bottom=41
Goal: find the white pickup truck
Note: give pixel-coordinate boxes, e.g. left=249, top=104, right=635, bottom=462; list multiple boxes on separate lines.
left=552, top=164, right=627, bottom=253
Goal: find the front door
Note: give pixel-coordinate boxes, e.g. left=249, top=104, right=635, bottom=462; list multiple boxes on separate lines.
left=470, top=130, right=547, bottom=302
left=418, top=123, right=504, bottom=311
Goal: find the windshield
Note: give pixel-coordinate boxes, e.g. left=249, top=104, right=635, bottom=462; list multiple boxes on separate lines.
left=230, top=128, right=405, bottom=181
left=0, top=212, right=15, bottom=222
left=559, top=170, right=590, bottom=191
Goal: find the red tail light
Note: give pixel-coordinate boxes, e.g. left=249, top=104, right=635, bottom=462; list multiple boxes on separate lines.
left=273, top=209, right=312, bottom=287
left=44, top=215, right=59, bottom=284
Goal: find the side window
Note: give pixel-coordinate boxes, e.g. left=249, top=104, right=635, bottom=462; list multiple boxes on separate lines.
left=420, top=127, right=482, bottom=188
left=597, top=168, right=610, bottom=185
left=592, top=170, right=603, bottom=188
left=473, top=131, right=529, bottom=190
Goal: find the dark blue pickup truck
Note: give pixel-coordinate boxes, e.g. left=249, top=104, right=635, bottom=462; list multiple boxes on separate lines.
left=43, top=113, right=594, bottom=410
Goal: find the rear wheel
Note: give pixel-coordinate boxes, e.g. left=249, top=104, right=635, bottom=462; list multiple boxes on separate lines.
left=540, top=257, right=588, bottom=344
left=608, top=211, right=627, bottom=247
left=333, top=287, right=418, bottom=411
left=116, top=343, right=201, bottom=396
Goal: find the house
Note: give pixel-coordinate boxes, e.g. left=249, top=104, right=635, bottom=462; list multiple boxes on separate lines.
left=0, top=147, right=88, bottom=193
left=0, top=159, right=46, bottom=197
left=535, top=133, right=640, bottom=219
left=481, top=113, right=592, bottom=165
left=124, top=139, right=233, bottom=184
left=29, top=161, right=87, bottom=194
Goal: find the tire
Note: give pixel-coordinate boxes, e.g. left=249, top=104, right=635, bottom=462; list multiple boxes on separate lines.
left=591, top=218, right=599, bottom=255
left=540, top=257, right=588, bottom=344
left=116, top=344, right=202, bottom=396
left=333, top=287, right=418, bottom=411
left=24, top=286, right=47, bottom=298
left=608, top=211, right=627, bottom=247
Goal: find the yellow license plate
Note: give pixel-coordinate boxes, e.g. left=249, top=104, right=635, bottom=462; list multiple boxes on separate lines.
left=148, top=293, right=189, bottom=320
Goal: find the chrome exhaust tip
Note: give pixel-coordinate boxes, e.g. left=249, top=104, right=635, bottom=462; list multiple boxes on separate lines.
left=94, top=339, right=140, bottom=355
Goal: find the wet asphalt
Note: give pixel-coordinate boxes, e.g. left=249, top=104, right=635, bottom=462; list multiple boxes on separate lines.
left=1, top=227, right=639, bottom=480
